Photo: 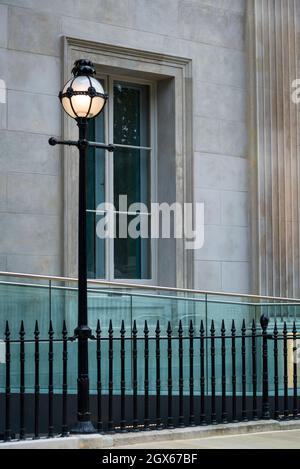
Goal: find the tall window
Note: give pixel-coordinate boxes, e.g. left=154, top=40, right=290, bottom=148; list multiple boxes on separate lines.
left=87, top=76, right=155, bottom=281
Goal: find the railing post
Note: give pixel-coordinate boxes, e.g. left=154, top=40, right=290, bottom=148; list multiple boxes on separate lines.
left=293, top=322, right=298, bottom=419
left=211, top=320, right=217, bottom=425
left=120, top=320, right=126, bottom=433
left=132, top=321, right=138, bottom=431
left=178, top=320, right=184, bottom=428
left=252, top=319, right=258, bottom=420
left=221, top=320, right=227, bottom=424
left=189, top=320, right=195, bottom=427
left=5, top=322, right=11, bottom=442
left=200, top=320, right=206, bottom=426
left=241, top=319, right=247, bottom=422
left=108, top=320, right=114, bottom=433
left=96, top=320, right=102, bottom=433
left=34, top=321, right=40, bottom=439
left=48, top=320, right=54, bottom=438
left=167, top=322, right=174, bottom=429
left=260, top=314, right=270, bottom=420
left=231, top=320, right=237, bottom=423
left=62, top=321, right=68, bottom=437
left=274, top=321, right=279, bottom=420
left=283, top=322, right=289, bottom=419
left=144, top=321, right=150, bottom=431
left=155, top=320, right=163, bottom=430
left=19, top=321, right=26, bottom=440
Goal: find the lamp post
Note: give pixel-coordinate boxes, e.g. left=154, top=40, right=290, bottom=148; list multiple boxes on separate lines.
left=49, top=59, right=114, bottom=433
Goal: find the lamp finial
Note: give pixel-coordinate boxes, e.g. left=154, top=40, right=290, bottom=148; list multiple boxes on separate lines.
left=72, top=59, right=96, bottom=77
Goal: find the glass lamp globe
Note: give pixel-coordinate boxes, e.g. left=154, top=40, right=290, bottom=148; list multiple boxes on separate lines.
left=59, top=59, right=107, bottom=119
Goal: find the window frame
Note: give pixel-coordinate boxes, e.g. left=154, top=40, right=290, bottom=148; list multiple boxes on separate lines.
left=92, top=72, right=158, bottom=284
left=63, top=37, right=194, bottom=290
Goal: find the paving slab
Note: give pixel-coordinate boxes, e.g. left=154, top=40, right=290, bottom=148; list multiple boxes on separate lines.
left=114, top=430, right=300, bottom=450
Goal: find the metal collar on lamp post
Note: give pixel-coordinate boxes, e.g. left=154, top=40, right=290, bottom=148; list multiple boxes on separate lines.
left=49, top=59, right=114, bottom=434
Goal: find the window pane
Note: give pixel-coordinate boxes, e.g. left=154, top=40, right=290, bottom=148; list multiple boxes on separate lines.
left=87, top=211, right=106, bottom=279
left=113, top=81, right=150, bottom=147
left=86, top=110, right=105, bottom=279
left=114, top=147, right=150, bottom=210
left=114, top=215, right=151, bottom=280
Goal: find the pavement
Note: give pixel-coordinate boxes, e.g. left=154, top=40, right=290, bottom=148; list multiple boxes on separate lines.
left=1, top=421, right=300, bottom=449
left=113, top=429, right=300, bottom=449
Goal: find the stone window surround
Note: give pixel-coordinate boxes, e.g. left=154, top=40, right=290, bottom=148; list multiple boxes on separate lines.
left=62, top=36, right=194, bottom=289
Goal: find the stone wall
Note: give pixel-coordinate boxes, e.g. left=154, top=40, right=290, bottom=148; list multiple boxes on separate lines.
left=0, top=0, right=250, bottom=292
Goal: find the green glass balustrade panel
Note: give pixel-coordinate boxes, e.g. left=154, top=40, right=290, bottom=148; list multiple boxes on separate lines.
left=1, top=273, right=300, bottom=396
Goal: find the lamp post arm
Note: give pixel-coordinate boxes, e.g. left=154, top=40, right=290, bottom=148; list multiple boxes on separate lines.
left=48, top=137, right=115, bottom=153
left=87, top=141, right=115, bottom=152
left=48, top=137, right=79, bottom=147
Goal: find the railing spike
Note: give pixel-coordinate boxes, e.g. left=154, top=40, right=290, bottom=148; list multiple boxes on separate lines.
left=49, top=319, right=54, bottom=335
left=293, top=321, right=297, bottom=334
left=62, top=320, right=67, bottom=336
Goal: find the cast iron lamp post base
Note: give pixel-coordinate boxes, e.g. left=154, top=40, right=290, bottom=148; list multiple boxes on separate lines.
left=71, top=420, right=97, bottom=435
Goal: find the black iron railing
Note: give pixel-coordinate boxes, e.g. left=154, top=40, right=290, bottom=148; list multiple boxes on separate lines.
left=0, top=317, right=299, bottom=441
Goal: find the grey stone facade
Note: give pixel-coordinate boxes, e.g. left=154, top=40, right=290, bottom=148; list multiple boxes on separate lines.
left=0, top=0, right=299, bottom=296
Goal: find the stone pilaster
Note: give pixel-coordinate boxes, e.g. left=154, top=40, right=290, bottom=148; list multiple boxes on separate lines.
left=248, top=0, right=300, bottom=297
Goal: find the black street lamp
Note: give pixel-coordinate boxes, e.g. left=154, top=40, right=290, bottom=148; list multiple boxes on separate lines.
left=49, top=59, right=114, bottom=434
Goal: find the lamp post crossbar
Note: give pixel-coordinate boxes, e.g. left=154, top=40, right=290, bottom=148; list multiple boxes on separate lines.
left=49, top=136, right=115, bottom=152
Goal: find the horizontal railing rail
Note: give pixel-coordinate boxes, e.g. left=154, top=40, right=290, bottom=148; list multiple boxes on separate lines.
left=1, top=271, right=300, bottom=303
left=3, top=279, right=300, bottom=308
